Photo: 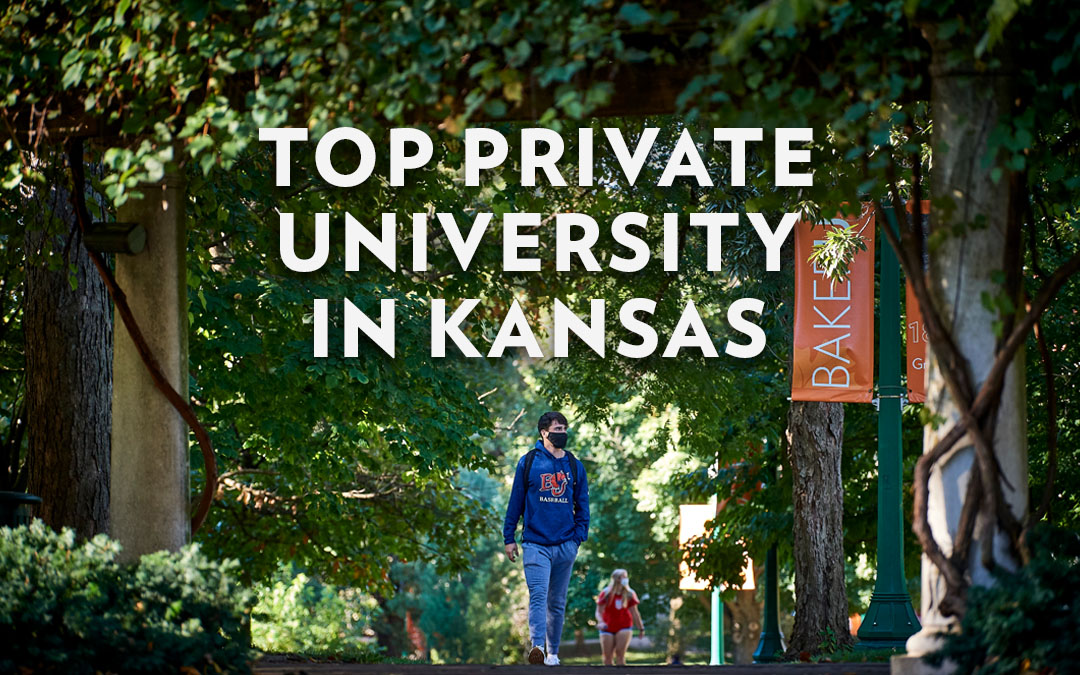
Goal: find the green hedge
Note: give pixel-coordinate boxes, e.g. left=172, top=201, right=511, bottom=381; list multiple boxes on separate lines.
left=0, top=520, right=255, bottom=674
left=929, top=525, right=1080, bottom=674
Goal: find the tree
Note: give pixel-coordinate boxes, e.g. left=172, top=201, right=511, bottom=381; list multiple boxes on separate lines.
left=637, top=2, right=1080, bottom=654
left=513, top=116, right=853, bottom=654
left=785, top=401, right=849, bottom=653
left=23, top=176, right=111, bottom=539
left=559, top=399, right=692, bottom=658
left=4, top=1, right=1080, bottom=658
left=183, top=142, right=505, bottom=587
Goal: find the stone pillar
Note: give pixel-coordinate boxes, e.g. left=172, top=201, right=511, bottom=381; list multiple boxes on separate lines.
left=901, top=36, right=1026, bottom=663
left=110, top=175, right=189, bottom=558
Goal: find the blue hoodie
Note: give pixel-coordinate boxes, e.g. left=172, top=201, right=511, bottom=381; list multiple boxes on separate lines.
left=503, top=440, right=590, bottom=546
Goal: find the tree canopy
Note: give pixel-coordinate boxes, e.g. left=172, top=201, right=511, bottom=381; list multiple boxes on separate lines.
left=4, top=0, right=1080, bottom=663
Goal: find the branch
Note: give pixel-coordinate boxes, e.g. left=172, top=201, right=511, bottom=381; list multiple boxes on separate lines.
left=951, top=461, right=983, bottom=572
left=975, top=250, right=1080, bottom=418
left=911, top=429, right=968, bottom=602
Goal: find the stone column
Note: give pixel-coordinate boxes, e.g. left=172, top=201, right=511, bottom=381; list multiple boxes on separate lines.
left=901, top=34, right=1026, bottom=663
left=110, top=174, right=189, bottom=558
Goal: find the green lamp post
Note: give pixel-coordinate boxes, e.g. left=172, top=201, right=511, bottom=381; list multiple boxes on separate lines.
left=856, top=208, right=920, bottom=649
left=754, top=441, right=785, bottom=663
left=711, top=587, right=725, bottom=665
left=753, top=543, right=785, bottom=662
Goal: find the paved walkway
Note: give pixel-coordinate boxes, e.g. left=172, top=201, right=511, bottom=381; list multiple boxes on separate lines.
left=254, top=660, right=890, bottom=675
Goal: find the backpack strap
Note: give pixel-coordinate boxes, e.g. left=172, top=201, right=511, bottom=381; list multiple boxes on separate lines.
left=523, top=448, right=540, bottom=489
left=565, top=450, right=581, bottom=490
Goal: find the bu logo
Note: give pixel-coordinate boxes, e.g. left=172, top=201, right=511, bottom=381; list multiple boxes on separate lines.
left=539, top=471, right=569, bottom=497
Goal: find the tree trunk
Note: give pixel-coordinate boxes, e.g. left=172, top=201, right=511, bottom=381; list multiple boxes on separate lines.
left=725, top=578, right=763, bottom=664
left=372, top=592, right=413, bottom=659
left=573, top=628, right=585, bottom=655
left=24, top=184, right=111, bottom=539
left=665, top=595, right=684, bottom=662
left=905, top=30, right=1026, bottom=657
left=785, top=400, right=852, bottom=655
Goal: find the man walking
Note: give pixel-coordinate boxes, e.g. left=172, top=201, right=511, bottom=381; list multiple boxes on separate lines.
left=504, top=411, right=590, bottom=666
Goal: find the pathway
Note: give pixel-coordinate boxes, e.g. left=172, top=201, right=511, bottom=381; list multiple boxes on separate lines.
left=254, top=659, right=891, bottom=675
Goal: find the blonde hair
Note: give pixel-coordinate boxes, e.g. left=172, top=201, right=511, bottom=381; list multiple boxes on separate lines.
left=602, top=568, right=634, bottom=608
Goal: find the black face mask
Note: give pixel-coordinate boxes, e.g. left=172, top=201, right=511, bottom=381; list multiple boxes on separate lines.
left=547, top=431, right=569, bottom=449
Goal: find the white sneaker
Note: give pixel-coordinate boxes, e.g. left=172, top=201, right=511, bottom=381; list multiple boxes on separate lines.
left=528, top=645, right=545, bottom=665
left=544, top=654, right=560, bottom=666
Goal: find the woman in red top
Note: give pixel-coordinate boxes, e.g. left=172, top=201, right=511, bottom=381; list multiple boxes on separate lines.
left=595, top=568, right=644, bottom=666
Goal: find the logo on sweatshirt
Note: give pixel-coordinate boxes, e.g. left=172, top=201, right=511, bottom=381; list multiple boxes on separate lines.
left=539, top=471, right=569, bottom=498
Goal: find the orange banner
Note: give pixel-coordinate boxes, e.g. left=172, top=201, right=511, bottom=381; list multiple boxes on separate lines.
left=792, top=207, right=875, bottom=403
left=905, top=200, right=931, bottom=403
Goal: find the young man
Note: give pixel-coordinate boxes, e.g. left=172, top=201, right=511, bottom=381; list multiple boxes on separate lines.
left=503, top=411, right=590, bottom=666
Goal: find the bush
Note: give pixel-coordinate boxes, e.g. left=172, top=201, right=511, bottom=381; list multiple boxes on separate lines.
left=929, top=525, right=1080, bottom=674
left=0, top=520, right=255, bottom=674
left=252, top=563, right=376, bottom=654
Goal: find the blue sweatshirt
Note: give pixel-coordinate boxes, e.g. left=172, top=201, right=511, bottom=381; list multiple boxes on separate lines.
left=503, top=440, right=590, bottom=546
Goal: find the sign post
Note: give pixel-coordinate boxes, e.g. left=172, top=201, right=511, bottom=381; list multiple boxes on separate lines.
left=711, top=587, right=724, bottom=665
left=681, top=502, right=755, bottom=666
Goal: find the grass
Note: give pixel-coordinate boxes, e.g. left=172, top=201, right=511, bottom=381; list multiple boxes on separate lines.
left=258, top=646, right=431, bottom=665
left=559, top=650, right=709, bottom=666
left=261, top=646, right=900, bottom=666
left=561, top=647, right=900, bottom=666
left=812, top=647, right=902, bottom=663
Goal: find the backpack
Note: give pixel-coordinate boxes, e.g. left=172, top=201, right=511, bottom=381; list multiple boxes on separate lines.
left=523, top=447, right=581, bottom=494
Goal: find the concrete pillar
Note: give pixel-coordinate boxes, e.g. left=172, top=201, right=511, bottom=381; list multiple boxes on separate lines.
left=110, top=174, right=189, bottom=558
left=899, top=37, right=1026, bottom=669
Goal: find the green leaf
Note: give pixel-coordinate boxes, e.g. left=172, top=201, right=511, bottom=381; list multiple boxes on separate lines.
left=617, top=3, right=652, bottom=26
left=61, top=62, right=85, bottom=90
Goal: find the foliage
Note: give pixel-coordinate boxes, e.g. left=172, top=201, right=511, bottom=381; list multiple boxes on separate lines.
left=523, top=117, right=791, bottom=597
left=0, top=178, right=27, bottom=492
left=3, top=0, right=1080, bottom=652
left=0, top=520, right=255, bottom=674
left=808, top=221, right=869, bottom=284
left=561, top=398, right=693, bottom=642
left=251, top=563, right=376, bottom=655
left=258, top=645, right=390, bottom=664
left=0, top=0, right=657, bottom=200
left=185, top=140, right=501, bottom=588
left=1026, top=223, right=1080, bottom=531
left=376, top=468, right=528, bottom=664
left=928, top=526, right=1080, bottom=674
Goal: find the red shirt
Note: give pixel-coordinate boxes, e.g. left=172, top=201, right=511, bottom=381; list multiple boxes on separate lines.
left=597, top=588, right=639, bottom=632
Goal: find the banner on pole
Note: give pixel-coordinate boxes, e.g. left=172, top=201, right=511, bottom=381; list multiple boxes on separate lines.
left=905, top=200, right=930, bottom=403
left=791, top=206, right=876, bottom=403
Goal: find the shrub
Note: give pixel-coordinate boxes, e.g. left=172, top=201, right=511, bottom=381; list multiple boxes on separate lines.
left=0, top=520, right=255, bottom=674
left=929, top=525, right=1080, bottom=674
left=251, top=563, right=376, bottom=654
